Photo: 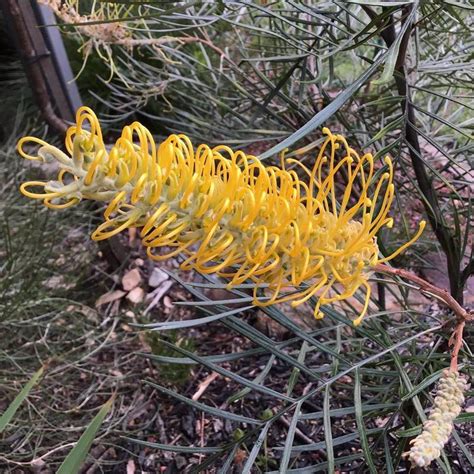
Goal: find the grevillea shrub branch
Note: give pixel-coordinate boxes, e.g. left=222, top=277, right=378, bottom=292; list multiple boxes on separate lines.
left=375, top=264, right=471, bottom=372
left=17, top=107, right=471, bottom=468
left=17, top=107, right=426, bottom=325
left=375, top=268, right=471, bottom=469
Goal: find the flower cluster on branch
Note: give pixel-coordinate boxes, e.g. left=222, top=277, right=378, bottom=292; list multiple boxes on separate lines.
left=18, top=107, right=424, bottom=324
left=407, top=369, right=468, bottom=468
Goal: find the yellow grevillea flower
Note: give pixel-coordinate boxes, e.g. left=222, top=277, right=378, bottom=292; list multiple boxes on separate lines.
left=18, top=107, right=425, bottom=325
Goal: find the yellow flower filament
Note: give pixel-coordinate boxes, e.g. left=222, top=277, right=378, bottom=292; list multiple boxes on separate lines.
left=17, top=107, right=425, bottom=325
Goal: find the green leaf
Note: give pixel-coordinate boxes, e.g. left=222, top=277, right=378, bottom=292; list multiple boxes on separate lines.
left=139, top=304, right=255, bottom=330
left=279, top=402, right=304, bottom=473
left=275, top=427, right=383, bottom=452
left=398, top=412, right=474, bottom=438
left=323, top=386, right=335, bottom=473
left=346, top=1, right=415, bottom=4
left=286, top=341, right=310, bottom=396
left=223, top=316, right=323, bottom=382
left=266, top=454, right=366, bottom=473
left=451, top=429, right=474, bottom=467
left=127, top=438, right=222, bottom=453
left=156, top=339, right=295, bottom=402
left=280, top=342, right=310, bottom=473
left=141, top=347, right=265, bottom=365
left=300, top=403, right=399, bottom=420
left=354, top=369, right=377, bottom=474
left=259, top=53, right=387, bottom=160
left=227, top=355, right=276, bottom=404
left=397, top=425, right=422, bottom=438
left=261, top=305, right=349, bottom=363
left=443, top=0, right=474, bottom=9
left=145, top=381, right=261, bottom=425
left=0, top=367, right=43, bottom=433
left=373, top=6, right=416, bottom=85
left=242, top=421, right=273, bottom=474
left=56, top=397, right=114, bottom=474
left=401, top=368, right=444, bottom=401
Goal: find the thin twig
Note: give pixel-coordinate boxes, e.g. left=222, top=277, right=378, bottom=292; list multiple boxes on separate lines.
left=375, top=263, right=471, bottom=372
left=192, top=372, right=219, bottom=401
left=449, top=320, right=465, bottom=372
left=0, top=442, right=76, bottom=467
left=374, top=264, right=468, bottom=320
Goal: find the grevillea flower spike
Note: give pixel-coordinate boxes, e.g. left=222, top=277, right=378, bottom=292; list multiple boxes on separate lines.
left=18, top=107, right=425, bottom=325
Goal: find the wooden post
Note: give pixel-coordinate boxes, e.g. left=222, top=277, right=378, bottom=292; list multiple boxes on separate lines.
left=1, top=0, right=81, bottom=132
left=3, top=0, right=127, bottom=268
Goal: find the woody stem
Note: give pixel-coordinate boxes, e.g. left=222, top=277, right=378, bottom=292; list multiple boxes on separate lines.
left=374, top=264, right=468, bottom=320
left=449, top=321, right=465, bottom=372
left=374, top=263, right=470, bottom=372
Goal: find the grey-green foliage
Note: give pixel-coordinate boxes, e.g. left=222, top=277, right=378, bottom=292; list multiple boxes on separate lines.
left=137, top=272, right=473, bottom=473
left=65, top=2, right=474, bottom=300
left=26, top=0, right=474, bottom=472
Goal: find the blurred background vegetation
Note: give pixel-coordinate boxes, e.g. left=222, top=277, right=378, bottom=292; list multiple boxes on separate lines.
left=0, top=1, right=472, bottom=472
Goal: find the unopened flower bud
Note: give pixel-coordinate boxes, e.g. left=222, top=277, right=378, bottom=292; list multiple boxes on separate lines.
left=406, top=369, right=468, bottom=468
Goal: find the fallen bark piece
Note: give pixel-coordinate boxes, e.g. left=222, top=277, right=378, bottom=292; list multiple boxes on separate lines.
left=122, top=268, right=142, bottom=291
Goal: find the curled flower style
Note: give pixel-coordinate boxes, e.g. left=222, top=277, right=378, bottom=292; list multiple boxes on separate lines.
left=18, top=107, right=425, bottom=325
left=406, top=369, right=468, bottom=468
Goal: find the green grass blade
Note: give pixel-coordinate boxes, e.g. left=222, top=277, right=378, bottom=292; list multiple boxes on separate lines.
left=0, top=366, right=43, bottom=433
left=56, top=397, right=114, bottom=474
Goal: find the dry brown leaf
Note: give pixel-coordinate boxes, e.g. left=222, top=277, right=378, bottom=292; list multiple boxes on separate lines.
left=122, top=268, right=142, bottom=291
left=95, top=290, right=126, bottom=307
left=127, top=287, right=145, bottom=304
left=121, top=323, right=133, bottom=332
left=375, top=417, right=390, bottom=428
left=126, top=459, right=136, bottom=474
left=163, top=295, right=174, bottom=309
